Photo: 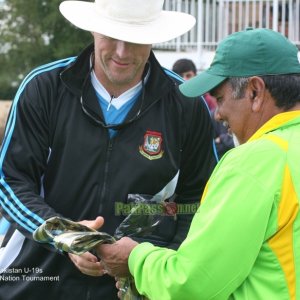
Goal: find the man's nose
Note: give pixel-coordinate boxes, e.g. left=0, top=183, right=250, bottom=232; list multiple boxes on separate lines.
left=115, top=40, right=130, bottom=57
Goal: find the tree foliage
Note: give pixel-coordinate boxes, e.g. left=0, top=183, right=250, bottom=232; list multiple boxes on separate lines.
left=0, top=0, right=93, bottom=99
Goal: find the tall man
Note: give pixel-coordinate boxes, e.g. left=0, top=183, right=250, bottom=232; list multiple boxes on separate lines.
left=0, top=0, right=217, bottom=299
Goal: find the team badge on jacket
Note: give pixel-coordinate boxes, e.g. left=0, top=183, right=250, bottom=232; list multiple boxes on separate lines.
left=139, top=130, right=164, bottom=160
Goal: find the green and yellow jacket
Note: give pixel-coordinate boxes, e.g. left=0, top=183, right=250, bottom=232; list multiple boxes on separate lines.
left=129, top=111, right=300, bottom=300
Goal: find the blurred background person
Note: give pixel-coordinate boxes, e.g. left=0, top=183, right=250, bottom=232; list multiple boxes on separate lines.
left=172, top=58, right=197, bottom=80
left=172, top=58, right=232, bottom=157
left=172, top=58, right=217, bottom=111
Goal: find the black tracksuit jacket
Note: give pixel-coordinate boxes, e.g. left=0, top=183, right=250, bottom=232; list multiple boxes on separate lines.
left=0, top=44, right=217, bottom=299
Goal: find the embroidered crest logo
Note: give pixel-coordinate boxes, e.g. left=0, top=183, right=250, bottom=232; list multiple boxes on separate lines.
left=139, top=130, right=164, bottom=160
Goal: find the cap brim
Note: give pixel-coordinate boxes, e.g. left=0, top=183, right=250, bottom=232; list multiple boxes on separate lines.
left=179, top=72, right=227, bottom=97
left=59, top=1, right=196, bottom=44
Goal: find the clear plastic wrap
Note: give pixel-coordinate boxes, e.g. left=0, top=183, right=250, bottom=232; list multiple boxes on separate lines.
left=33, top=193, right=176, bottom=300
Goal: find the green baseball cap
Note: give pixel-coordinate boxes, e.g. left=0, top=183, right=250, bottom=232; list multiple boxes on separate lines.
left=179, top=28, right=300, bottom=97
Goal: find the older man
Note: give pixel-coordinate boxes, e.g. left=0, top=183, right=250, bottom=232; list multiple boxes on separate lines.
left=98, top=28, right=300, bottom=299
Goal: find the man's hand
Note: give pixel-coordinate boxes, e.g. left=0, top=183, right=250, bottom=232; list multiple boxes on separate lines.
left=69, top=251, right=107, bottom=276
left=68, top=216, right=107, bottom=276
left=97, top=237, right=139, bottom=277
left=79, top=216, right=104, bottom=229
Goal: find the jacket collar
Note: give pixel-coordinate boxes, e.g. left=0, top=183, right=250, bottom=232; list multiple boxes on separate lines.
left=60, top=43, right=175, bottom=125
left=60, top=43, right=94, bottom=97
left=248, top=110, right=300, bottom=142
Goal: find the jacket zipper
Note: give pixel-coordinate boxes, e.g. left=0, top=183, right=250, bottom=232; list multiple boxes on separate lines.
left=98, top=139, right=114, bottom=212
left=86, top=289, right=91, bottom=300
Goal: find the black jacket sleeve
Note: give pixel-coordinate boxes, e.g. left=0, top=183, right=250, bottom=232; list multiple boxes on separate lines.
left=168, top=95, right=217, bottom=249
left=0, top=74, right=60, bottom=240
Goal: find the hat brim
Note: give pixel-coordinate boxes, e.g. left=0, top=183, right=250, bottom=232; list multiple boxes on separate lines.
left=179, top=72, right=227, bottom=97
left=59, top=1, right=196, bottom=45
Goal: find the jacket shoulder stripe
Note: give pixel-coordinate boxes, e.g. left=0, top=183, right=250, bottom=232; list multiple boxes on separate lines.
left=2, top=57, right=76, bottom=147
left=163, top=68, right=185, bottom=83
left=0, top=57, right=76, bottom=231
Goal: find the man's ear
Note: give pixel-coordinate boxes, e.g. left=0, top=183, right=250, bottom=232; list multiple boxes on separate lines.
left=248, top=76, right=266, bottom=112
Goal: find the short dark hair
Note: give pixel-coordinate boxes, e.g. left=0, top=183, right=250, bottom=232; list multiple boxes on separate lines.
left=228, top=75, right=300, bottom=110
left=172, top=59, right=197, bottom=76
left=260, top=75, right=300, bottom=110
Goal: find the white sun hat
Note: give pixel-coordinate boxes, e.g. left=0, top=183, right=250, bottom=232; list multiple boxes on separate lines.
left=59, top=0, right=196, bottom=44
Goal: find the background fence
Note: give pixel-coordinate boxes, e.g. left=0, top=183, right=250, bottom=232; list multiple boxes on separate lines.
left=154, top=0, right=300, bottom=52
